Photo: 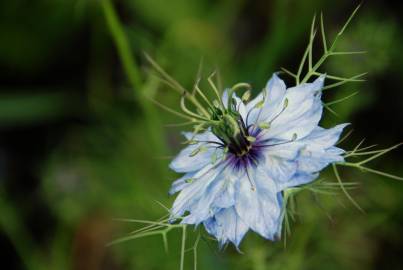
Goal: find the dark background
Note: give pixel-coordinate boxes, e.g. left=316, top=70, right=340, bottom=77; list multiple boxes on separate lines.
left=1, top=0, right=402, bottom=269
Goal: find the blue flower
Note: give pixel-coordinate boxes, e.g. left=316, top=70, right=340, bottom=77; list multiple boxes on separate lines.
left=169, top=73, right=347, bottom=248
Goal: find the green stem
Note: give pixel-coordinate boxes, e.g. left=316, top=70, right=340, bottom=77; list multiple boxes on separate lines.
left=339, top=162, right=403, bottom=181
left=101, top=0, right=168, bottom=161
left=102, top=0, right=141, bottom=91
left=300, top=52, right=330, bottom=84
left=332, top=164, right=363, bottom=212
left=180, top=225, right=187, bottom=270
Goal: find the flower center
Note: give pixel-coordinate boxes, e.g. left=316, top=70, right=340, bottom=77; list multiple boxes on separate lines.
left=227, top=130, right=263, bottom=171
left=228, top=129, right=253, bottom=157
left=206, top=97, right=266, bottom=170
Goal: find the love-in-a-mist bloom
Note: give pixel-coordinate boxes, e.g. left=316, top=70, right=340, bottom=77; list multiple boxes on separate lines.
left=169, top=73, right=347, bottom=248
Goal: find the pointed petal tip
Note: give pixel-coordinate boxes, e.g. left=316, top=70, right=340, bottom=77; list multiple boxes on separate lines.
left=314, top=73, right=326, bottom=87
left=168, top=161, right=180, bottom=173
left=269, top=72, right=286, bottom=85
left=335, top=122, right=351, bottom=132
left=234, top=244, right=244, bottom=254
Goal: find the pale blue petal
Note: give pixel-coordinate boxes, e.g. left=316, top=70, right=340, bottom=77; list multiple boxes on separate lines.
left=222, top=89, right=247, bottom=120
left=169, top=131, right=222, bottom=173
left=297, top=150, right=344, bottom=173
left=266, top=73, right=287, bottom=103
left=246, top=73, right=286, bottom=125
left=170, top=163, right=222, bottom=219
left=273, top=192, right=284, bottom=239
left=182, top=168, right=239, bottom=225
left=169, top=172, right=196, bottom=195
left=296, top=124, right=348, bottom=173
left=203, top=207, right=249, bottom=248
left=212, top=173, right=236, bottom=209
left=276, top=172, right=318, bottom=191
left=265, top=141, right=302, bottom=160
left=234, top=164, right=281, bottom=240
left=264, top=155, right=297, bottom=182
left=203, top=217, right=217, bottom=239
left=327, top=147, right=345, bottom=155
left=181, top=169, right=229, bottom=225
left=260, top=75, right=325, bottom=141
left=221, top=89, right=229, bottom=106
left=265, top=94, right=322, bottom=140
left=300, top=124, right=349, bottom=149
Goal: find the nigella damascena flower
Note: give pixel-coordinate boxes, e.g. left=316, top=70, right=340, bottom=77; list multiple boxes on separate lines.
left=169, top=73, right=347, bottom=248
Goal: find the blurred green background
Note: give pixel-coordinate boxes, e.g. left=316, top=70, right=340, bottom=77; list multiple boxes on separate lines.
left=1, top=0, right=403, bottom=269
